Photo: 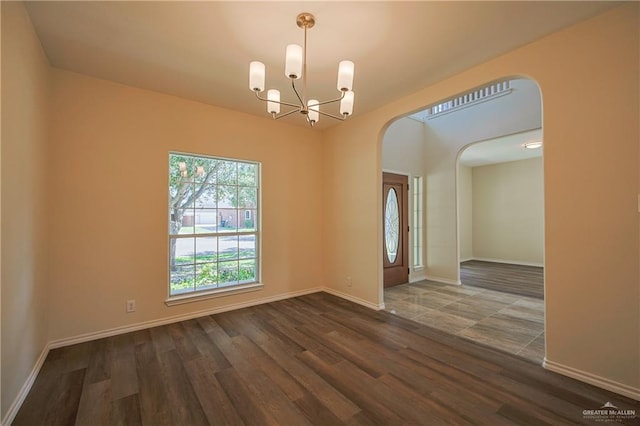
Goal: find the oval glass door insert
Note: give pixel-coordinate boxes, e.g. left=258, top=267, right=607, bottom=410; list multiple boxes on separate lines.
left=385, top=188, right=400, bottom=263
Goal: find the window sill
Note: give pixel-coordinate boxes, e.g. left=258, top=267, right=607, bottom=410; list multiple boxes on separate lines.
left=413, top=266, right=425, bottom=272
left=165, top=282, right=263, bottom=306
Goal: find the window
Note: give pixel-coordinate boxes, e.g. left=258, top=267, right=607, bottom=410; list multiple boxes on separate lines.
left=409, top=80, right=512, bottom=122
left=168, top=152, right=260, bottom=300
left=412, top=176, right=423, bottom=268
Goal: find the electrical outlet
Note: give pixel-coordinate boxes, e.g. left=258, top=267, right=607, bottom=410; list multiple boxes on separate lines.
left=126, top=299, right=136, bottom=313
left=346, top=276, right=352, bottom=287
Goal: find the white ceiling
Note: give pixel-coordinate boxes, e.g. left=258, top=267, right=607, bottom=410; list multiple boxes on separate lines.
left=24, top=1, right=618, bottom=129
left=459, top=129, right=543, bottom=167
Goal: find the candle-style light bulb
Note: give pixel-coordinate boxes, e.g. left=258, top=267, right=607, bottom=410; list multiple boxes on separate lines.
left=337, top=60, right=354, bottom=92
left=308, top=99, right=319, bottom=124
left=249, top=61, right=265, bottom=92
left=340, top=91, right=354, bottom=116
left=285, top=44, right=303, bottom=79
left=267, top=89, right=280, bottom=115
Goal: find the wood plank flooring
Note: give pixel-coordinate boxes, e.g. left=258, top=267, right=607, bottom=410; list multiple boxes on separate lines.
left=13, top=292, right=638, bottom=425
left=461, top=260, right=544, bottom=299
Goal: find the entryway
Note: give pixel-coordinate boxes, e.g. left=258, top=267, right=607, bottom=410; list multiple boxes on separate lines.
left=384, top=262, right=545, bottom=363
left=381, top=77, right=546, bottom=363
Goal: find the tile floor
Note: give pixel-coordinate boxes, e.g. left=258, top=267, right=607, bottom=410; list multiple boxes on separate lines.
left=384, top=279, right=545, bottom=364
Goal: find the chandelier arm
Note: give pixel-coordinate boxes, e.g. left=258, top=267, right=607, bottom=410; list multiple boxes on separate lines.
left=317, top=110, right=348, bottom=121
left=273, top=107, right=302, bottom=120
left=254, top=91, right=300, bottom=108
left=291, top=80, right=305, bottom=109
left=309, top=92, right=346, bottom=108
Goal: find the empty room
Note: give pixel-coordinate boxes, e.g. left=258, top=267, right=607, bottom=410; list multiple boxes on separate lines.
left=2, top=1, right=638, bottom=425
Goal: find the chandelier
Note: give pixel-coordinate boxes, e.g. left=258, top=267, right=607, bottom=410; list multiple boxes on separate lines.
left=249, top=12, right=355, bottom=127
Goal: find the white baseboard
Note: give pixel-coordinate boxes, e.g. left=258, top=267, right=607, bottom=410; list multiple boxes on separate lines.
left=459, top=257, right=474, bottom=262
left=50, top=287, right=325, bottom=349
left=26, top=286, right=640, bottom=426
left=322, top=287, right=385, bottom=311
left=544, top=358, right=640, bottom=401
left=468, top=257, right=544, bottom=268
left=7, top=285, right=386, bottom=424
left=409, top=273, right=427, bottom=283
left=424, top=275, right=462, bottom=285
left=5, top=287, right=328, bottom=424
left=1, top=343, right=51, bottom=426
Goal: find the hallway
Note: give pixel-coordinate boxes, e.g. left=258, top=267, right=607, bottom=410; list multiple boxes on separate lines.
left=384, top=279, right=545, bottom=363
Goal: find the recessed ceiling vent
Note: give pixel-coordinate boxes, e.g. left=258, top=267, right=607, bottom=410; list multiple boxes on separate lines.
left=411, top=81, right=512, bottom=121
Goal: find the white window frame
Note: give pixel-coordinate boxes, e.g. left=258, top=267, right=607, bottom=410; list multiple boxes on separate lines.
left=412, top=175, right=424, bottom=269
left=166, top=152, right=262, bottom=305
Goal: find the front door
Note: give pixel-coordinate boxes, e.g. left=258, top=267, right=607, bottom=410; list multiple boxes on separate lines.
left=383, top=172, right=409, bottom=287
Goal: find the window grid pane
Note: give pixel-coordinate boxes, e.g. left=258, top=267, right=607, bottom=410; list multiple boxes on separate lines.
left=169, top=152, right=259, bottom=297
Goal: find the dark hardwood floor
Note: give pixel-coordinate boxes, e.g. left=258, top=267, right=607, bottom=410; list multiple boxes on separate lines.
left=461, top=260, right=544, bottom=299
left=14, top=292, right=637, bottom=425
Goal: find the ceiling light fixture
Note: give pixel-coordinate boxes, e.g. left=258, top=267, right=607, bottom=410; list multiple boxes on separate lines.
left=523, top=141, right=543, bottom=149
left=249, top=12, right=355, bottom=127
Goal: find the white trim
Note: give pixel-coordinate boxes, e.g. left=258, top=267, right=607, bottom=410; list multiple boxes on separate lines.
left=381, top=168, right=410, bottom=176
left=32, top=288, right=640, bottom=424
left=7, top=287, right=328, bottom=423
left=459, top=257, right=474, bottom=262
left=167, top=152, right=262, bottom=301
left=424, top=274, right=462, bottom=285
left=409, top=273, right=426, bottom=284
left=5, top=288, right=637, bottom=424
left=543, top=358, right=640, bottom=401
left=467, top=257, right=544, bottom=267
left=322, top=287, right=385, bottom=311
left=50, top=287, right=323, bottom=349
left=7, top=286, right=383, bottom=424
left=165, top=283, right=264, bottom=306
left=1, top=344, right=50, bottom=426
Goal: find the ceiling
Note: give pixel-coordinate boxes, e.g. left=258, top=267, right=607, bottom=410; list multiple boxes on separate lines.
left=459, top=129, right=543, bottom=167
left=24, top=1, right=618, bottom=129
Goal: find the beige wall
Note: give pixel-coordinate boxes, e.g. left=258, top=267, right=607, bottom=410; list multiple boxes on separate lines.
left=324, top=4, right=639, bottom=392
left=1, top=2, right=51, bottom=419
left=458, top=165, right=473, bottom=261
left=472, top=158, right=544, bottom=265
left=47, top=69, right=324, bottom=341
left=382, top=118, right=425, bottom=175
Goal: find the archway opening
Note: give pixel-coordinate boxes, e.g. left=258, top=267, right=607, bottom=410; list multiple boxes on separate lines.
left=381, top=77, right=545, bottom=363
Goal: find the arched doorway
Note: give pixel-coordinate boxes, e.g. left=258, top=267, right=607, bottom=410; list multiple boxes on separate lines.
left=381, top=77, right=546, bottom=363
